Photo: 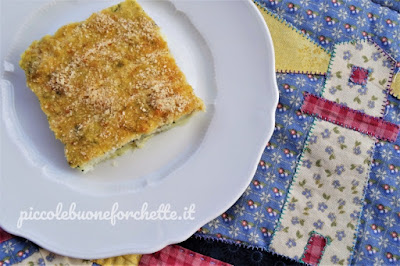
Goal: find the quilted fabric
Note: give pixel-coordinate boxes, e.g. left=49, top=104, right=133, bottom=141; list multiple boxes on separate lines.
left=138, top=245, right=231, bottom=266
left=301, top=92, right=399, bottom=142
left=270, top=118, right=375, bottom=264
left=256, top=3, right=331, bottom=74
left=352, top=95, right=400, bottom=264
left=268, top=44, right=391, bottom=261
left=257, top=0, right=400, bottom=100
left=371, top=0, right=400, bottom=12
left=323, top=40, right=394, bottom=117
left=199, top=0, right=399, bottom=263
left=301, top=233, right=328, bottom=266
left=0, top=237, right=38, bottom=266
left=349, top=66, right=369, bottom=85
left=197, top=73, right=325, bottom=247
left=256, top=0, right=400, bottom=63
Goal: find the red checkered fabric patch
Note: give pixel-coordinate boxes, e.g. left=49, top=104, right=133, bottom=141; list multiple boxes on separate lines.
left=301, top=233, right=327, bottom=266
left=0, top=227, right=12, bottom=243
left=349, top=65, right=369, bottom=86
left=301, top=92, right=400, bottom=142
left=139, top=245, right=232, bottom=266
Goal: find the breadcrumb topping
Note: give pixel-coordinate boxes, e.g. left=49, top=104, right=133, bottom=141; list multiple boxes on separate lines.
left=19, top=0, right=204, bottom=169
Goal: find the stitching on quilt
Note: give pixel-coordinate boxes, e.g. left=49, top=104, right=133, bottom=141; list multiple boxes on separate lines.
left=269, top=38, right=394, bottom=264
left=253, top=1, right=330, bottom=55
left=194, top=232, right=267, bottom=252
left=391, top=73, right=400, bottom=100
left=300, top=231, right=330, bottom=266
left=324, top=38, right=395, bottom=119
left=349, top=38, right=395, bottom=120
left=269, top=118, right=377, bottom=264
left=307, top=38, right=395, bottom=265
left=386, top=67, right=397, bottom=114
left=256, top=0, right=400, bottom=62
left=369, top=37, right=397, bottom=64
left=268, top=43, right=338, bottom=253
left=192, top=36, right=397, bottom=266
left=301, top=92, right=400, bottom=142
left=362, top=38, right=393, bottom=120
left=192, top=234, right=304, bottom=265
left=267, top=118, right=317, bottom=254
left=367, top=38, right=398, bottom=107
left=349, top=66, right=369, bottom=86
left=276, top=70, right=327, bottom=76
left=194, top=73, right=325, bottom=253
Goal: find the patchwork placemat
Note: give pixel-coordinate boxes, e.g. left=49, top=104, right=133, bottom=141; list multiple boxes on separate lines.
left=196, top=1, right=400, bottom=265
left=270, top=38, right=396, bottom=265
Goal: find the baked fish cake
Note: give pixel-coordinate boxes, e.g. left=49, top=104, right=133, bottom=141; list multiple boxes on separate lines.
left=20, top=0, right=205, bottom=171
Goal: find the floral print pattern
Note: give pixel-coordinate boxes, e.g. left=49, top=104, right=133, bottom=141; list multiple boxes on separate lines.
left=196, top=74, right=324, bottom=247
left=323, top=40, right=395, bottom=117
left=352, top=94, right=400, bottom=265
left=0, top=238, right=38, bottom=266
left=270, top=40, right=393, bottom=265
left=256, top=0, right=400, bottom=64
left=269, top=120, right=375, bottom=265
left=371, top=0, right=400, bottom=13
left=195, top=44, right=398, bottom=264
left=13, top=248, right=92, bottom=266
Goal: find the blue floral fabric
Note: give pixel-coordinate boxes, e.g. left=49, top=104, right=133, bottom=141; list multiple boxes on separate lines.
left=372, top=0, right=400, bottom=12
left=197, top=73, right=324, bottom=247
left=197, top=1, right=400, bottom=265
left=257, top=0, right=400, bottom=72
left=352, top=94, right=400, bottom=265
left=0, top=237, right=38, bottom=265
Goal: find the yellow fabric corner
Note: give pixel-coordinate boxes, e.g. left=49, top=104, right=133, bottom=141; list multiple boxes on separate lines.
left=391, top=72, right=400, bottom=100
left=13, top=247, right=142, bottom=266
left=256, top=4, right=331, bottom=74
left=93, top=254, right=142, bottom=266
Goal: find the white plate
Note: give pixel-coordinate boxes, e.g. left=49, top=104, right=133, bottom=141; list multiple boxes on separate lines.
left=0, top=0, right=278, bottom=258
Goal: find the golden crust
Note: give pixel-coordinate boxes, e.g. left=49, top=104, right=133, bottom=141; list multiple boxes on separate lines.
left=19, top=0, right=204, bottom=169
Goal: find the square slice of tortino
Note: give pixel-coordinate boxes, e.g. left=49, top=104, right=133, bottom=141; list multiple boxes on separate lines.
left=20, top=0, right=205, bottom=171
